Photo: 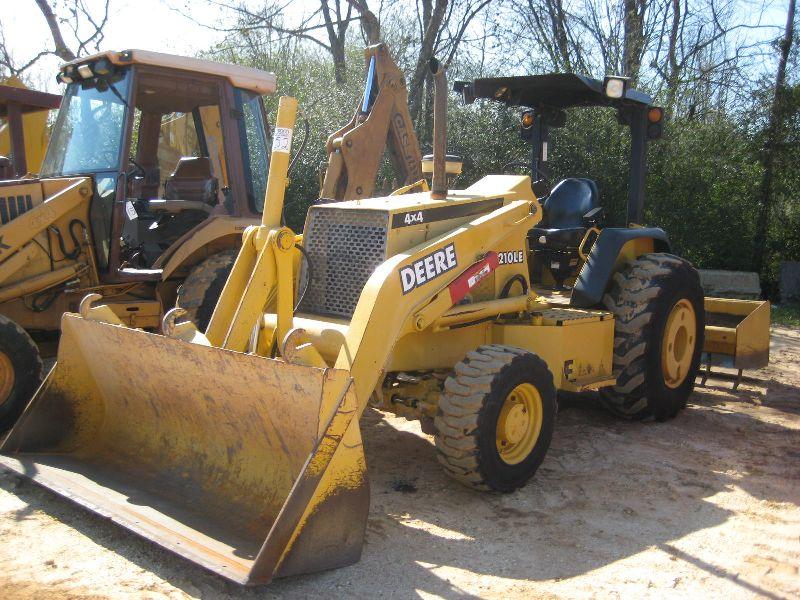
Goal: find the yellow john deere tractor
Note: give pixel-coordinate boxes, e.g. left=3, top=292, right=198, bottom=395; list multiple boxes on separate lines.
left=2, top=61, right=709, bottom=584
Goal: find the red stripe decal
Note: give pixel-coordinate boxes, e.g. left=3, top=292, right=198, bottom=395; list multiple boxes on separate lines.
left=448, top=251, right=499, bottom=304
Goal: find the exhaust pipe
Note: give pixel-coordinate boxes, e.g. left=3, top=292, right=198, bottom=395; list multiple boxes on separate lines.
left=429, top=57, right=447, bottom=200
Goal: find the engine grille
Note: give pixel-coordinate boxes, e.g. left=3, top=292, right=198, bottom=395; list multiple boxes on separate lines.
left=298, top=207, right=389, bottom=319
left=0, top=194, right=33, bottom=225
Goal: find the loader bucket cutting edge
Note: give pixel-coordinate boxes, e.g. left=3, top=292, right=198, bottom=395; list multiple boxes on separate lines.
left=0, top=313, right=369, bottom=585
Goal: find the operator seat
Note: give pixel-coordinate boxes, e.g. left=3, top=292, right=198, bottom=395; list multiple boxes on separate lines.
left=164, top=157, right=218, bottom=204
left=529, top=178, right=602, bottom=289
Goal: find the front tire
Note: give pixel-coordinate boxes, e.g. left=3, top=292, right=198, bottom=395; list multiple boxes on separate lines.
left=434, top=345, right=557, bottom=492
left=176, top=249, right=237, bottom=332
left=600, top=253, right=704, bottom=421
left=0, top=315, right=43, bottom=432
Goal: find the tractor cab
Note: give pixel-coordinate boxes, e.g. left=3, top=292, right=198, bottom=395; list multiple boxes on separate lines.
left=40, top=50, right=275, bottom=281
left=456, top=73, right=664, bottom=293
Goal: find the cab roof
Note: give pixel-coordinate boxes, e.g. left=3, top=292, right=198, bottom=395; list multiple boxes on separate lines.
left=60, top=49, right=277, bottom=96
left=459, top=73, right=653, bottom=110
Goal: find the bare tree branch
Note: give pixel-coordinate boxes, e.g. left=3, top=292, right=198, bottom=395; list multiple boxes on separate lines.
left=34, top=0, right=77, bottom=61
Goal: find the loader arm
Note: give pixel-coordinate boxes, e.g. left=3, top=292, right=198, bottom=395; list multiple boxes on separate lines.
left=320, top=44, right=423, bottom=201
left=0, top=178, right=90, bottom=262
left=0, top=178, right=96, bottom=300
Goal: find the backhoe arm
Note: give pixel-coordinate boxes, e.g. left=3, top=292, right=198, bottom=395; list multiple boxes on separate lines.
left=320, top=44, right=423, bottom=201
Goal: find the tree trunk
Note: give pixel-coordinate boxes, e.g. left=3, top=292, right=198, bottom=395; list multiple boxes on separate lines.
left=321, top=0, right=349, bottom=85
left=664, top=0, right=681, bottom=110
left=622, top=0, right=645, bottom=81
left=347, top=0, right=381, bottom=43
left=549, top=0, right=572, bottom=71
left=752, top=0, right=796, bottom=275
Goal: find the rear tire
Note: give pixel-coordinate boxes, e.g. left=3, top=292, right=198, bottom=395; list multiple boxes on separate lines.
left=434, top=345, right=556, bottom=492
left=600, top=253, right=704, bottom=421
left=0, top=315, right=43, bottom=432
left=176, top=249, right=237, bottom=332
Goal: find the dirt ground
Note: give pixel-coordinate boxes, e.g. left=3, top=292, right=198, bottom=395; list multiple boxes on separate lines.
left=1, top=327, right=798, bottom=600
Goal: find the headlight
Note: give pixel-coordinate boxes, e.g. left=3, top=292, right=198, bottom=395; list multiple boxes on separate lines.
left=603, top=76, right=628, bottom=99
left=77, top=64, right=93, bottom=79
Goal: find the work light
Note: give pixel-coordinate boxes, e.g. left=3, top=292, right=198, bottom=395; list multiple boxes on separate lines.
left=77, top=64, right=93, bottom=79
left=603, top=76, right=628, bottom=99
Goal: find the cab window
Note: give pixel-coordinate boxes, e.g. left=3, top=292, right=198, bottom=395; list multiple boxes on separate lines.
left=235, top=89, right=269, bottom=213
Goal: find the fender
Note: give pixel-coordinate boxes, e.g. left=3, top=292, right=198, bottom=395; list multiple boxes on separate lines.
left=156, top=216, right=253, bottom=280
left=570, top=227, right=671, bottom=308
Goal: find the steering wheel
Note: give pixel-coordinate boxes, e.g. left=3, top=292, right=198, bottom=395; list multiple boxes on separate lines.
left=126, top=157, right=146, bottom=179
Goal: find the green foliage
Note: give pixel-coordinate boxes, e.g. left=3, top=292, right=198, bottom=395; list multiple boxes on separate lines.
left=646, top=116, right=762, bottom=268
left=772, top=303, right=800, bottom=327
left=205, top=35, right=798, bottom=297
left=761, top=82, right=800, bottom=297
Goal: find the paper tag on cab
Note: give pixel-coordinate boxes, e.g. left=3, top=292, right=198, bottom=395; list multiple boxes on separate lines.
left=125, top=200, right=138, bottom=220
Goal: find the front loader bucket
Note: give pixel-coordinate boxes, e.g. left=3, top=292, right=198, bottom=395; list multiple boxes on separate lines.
left=0, top=314, right=369, bottom=585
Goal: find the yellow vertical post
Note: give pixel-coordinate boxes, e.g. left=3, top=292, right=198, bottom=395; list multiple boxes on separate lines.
left=204, top=96, right=298, bottom=346
left=262, top=96, right=298, bottom=228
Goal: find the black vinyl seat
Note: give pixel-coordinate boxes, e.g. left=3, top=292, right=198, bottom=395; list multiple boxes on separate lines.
left=530, top=178, right=598, bottom=248
left=529, top=178, right=602, bottom=288
left=164, top=157, right=218, bottom=204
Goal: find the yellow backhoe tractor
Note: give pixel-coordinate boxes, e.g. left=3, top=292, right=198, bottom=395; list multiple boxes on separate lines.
left=0, top=49, right=281, bottom=429
left=2, top=60, right=712, bottom=584
left=0, top=78, right=62, bottom=178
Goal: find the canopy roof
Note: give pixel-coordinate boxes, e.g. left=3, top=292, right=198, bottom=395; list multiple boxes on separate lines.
left=461, top=73, right=653, bottom=110
left=0, top=85, right=61, bottom=117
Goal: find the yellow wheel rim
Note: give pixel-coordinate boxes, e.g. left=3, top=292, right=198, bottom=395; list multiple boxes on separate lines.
left=0, top=351, right=14, bottom=407
left=661, top=298, right=697, bottom=389
left=496, top=382, right=543, bottom=465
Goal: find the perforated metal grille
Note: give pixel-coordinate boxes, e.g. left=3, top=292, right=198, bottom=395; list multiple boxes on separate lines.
left=298, top=207, right=389, bottom=319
